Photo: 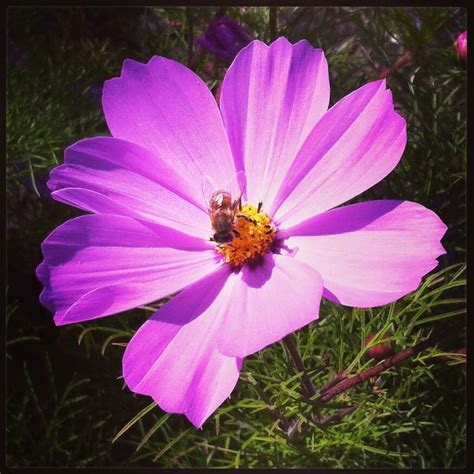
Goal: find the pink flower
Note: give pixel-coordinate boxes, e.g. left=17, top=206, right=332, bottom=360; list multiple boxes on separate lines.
left=37, top=38, right=447, bottom=427
left=455, top=31, right=467, bottom=60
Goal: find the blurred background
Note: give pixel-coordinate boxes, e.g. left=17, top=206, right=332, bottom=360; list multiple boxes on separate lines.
left=6, top=6, right=466, bottom=468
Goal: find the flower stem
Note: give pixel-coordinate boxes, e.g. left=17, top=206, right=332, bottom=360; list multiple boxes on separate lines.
left=283, top=334, right=317, bottom=398
left=214, top=7, right=226, bottom=20
left=320, top=319, right=465, bottom=402
left=313, top=404, right=358, bottom=426
left=378, top=51, right=413, bottom=79
left=318, top=371, right=347, bottom=394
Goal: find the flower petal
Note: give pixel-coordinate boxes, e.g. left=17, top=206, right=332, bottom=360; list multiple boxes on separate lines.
left=49, top=137, right=211, bottom=238
left=272, top=80, right=406, bottom=229
left=284, top=200, right=447, bottom=307
left=217, top=254, right=323, bottom=358
left=37, top=214, right=219, bottom=325
left=102, top=56, right=237, bottom=194
left=123, top=266, right=242, bottom=428
left=220, top=37, right=329, bottom=208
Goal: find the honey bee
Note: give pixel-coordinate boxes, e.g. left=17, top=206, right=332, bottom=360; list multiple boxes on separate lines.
left=202, top=174, right=245, bottom=243
left=207, top=190, right=241, bottom=243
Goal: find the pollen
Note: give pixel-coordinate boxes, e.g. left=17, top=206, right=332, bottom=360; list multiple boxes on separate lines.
left=216, top=204, right=276, bottom=267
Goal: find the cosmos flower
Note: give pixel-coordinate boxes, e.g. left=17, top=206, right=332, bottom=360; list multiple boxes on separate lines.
left=196, top=15, right=254, bottom=61
left=455, top=31, right=467, bottom=61
left=37, top=37, right=447, bottom=427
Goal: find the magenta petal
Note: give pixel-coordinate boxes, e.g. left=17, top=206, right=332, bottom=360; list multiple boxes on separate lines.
left=123, top=267, right=242, bottom=428
left=217, top=254, right=323, bottom=358
left=285, top=200, right=447, bottom=307
left=37, top=214, right=220, bottom=325
left=273, top=80, right=406, bottom=228
left=102, top=56, right=237, bottom=194
left=220, top=37, right=329, bottom=207
left=49, top=137, right=211, bottom=238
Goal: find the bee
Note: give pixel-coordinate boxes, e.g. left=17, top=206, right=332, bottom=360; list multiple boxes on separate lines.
left=207, top=190, right=241, bottom=243
left=202, top=173, right=246, bottom=243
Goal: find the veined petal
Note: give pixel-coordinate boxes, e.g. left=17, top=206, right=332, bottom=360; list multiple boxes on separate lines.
left=123, top=252, right=323, bottom=425
left=284, top=200, right=447, bottom=307
left=49, top=137, right=211, bottom=238
left=273, top=80, right=406, bottom=228
left=123, top=266, right=242, bottom=428
left=220, top=37, right=329, bottom=207
left=37, top=214, right=220, bottom=325
left=218, top=254, right=323, bottom=358
left=102, top=56, right=238, bottom=196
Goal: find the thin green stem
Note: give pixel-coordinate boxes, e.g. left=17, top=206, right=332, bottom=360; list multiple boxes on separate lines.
left=252, top=381, right=293, bottom=432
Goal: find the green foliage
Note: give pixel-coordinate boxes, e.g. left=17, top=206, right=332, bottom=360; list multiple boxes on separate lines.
left=7, top=6, right=466, bottom=468
left=108, top=263, right=464, bottom=468
left=7, top=353, right=112, bottom=466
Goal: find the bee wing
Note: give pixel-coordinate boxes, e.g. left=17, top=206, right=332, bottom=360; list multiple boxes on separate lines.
left=225, top=170, right=246, bottom=199
left=201, top=174, right=218, bottom=211
left=201, top=171, right=246, bottom=211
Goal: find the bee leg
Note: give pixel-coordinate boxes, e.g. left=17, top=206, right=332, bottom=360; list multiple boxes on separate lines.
left=257, top=201, right=263, bottom=213
left=233, top=230, right=241, bottom=238
left=236, top=214, right=257, bottom=224
left=238, top=196, right=242, bottom=211
left=209, top=236, right=215, bottom=242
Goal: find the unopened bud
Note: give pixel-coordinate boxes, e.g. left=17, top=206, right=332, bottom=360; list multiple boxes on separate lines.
left=455, top=31, right=467, bottom=61
left=364, top=332, right=395, bottom=360
left=196, top=15, right=255, bottom=62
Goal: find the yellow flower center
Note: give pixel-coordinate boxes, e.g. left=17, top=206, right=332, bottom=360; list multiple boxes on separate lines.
left=216, top=204, right=276, bottom=267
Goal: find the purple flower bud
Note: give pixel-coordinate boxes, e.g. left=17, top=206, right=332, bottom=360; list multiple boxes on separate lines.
left=455, top=31, right=467, bottom=61
left=196, top=15, right=255, bottom=62
left=364, top=332, right=395, bottom=360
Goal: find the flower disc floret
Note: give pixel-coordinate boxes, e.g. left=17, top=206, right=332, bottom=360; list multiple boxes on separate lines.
left=216, top=204, right=275, bottom=266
